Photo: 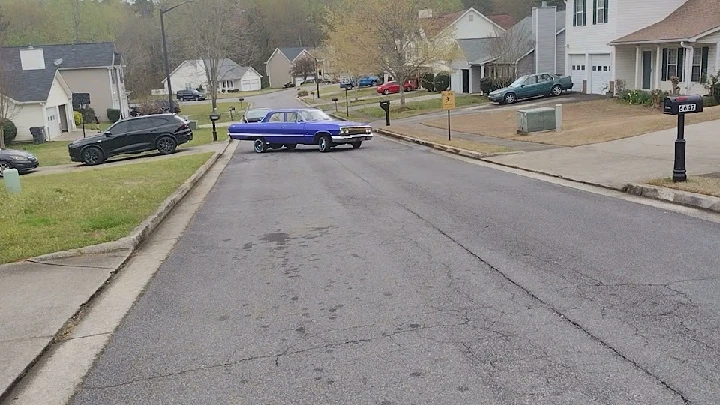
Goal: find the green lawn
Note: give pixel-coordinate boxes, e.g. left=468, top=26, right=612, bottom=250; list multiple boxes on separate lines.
left=313, top=91, right=432, bottom=111
left=303, top=86, right=379, bottom=103
left=0, top=152, right=213, bottom=264
left=11, top=141, right=72, bottom=167
left=184, top=128, right=228, bottom=147
left=355, top=95, right=488, bottom=119
left=179, top=103, right=244, bottom=126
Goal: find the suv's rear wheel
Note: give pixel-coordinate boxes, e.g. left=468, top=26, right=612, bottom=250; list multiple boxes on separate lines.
left=82, top=146, right=105, bottom=166
left=157, top=136, right=177, bottom=155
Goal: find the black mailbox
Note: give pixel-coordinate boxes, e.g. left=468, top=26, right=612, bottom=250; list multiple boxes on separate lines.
left=331, top=97, right=339, bottom=102
left=379, top=100, right=390, bottom=112
left=238, top=97, right=245, bottom=102
left=663, top=95, right=703, bottom=115
left=209, top=113, right=221, bottom=122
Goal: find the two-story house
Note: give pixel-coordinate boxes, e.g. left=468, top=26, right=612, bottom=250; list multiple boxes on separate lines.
left=264, top=47, right=315, bottom=88
left=566, top=0, right=720, bottom=95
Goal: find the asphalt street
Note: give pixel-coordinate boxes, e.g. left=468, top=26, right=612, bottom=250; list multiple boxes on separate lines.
left=72, top=89, right=720, bottom=404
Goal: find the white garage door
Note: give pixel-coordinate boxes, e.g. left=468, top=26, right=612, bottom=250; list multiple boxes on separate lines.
left=569, top=55, right=586, bottom=92
left=590, top=54, right=612, bottom=95
left=45, top=106, right=60, bottom=140
left=241, top=78, right=261, bottom=92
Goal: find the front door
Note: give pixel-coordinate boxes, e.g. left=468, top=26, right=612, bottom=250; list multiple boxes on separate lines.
left=642, top=51, right=653, bottom=90
left=462, top=69, right=470, bottom=93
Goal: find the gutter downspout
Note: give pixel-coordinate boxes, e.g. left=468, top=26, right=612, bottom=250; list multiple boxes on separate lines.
left=680, top=41, right=694, bottom=94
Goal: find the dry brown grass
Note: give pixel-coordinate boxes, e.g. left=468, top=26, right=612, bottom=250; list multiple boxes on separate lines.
left=421, top=99, right=720, bottom=147
left=648, top=176, right=720, bottom=198
left=388, top=125, right=511, bottom=154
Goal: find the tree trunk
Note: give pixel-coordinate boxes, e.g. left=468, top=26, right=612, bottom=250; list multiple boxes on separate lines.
left=399, top=87, right=405, bottom=106
left=0, top=125, right=5, bottom=149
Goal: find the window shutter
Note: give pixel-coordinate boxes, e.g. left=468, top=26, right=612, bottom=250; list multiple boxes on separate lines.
left=593, top=0, right=597, bottom=24
left=677, top=47, right=684, bottom=81
left=583, top=0, right=587, bottom=25
left=661, top=48, right=668, bottom=81
left=701, top=46, right=709, bottom=83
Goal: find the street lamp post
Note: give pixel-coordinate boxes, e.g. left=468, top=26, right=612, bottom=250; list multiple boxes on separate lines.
left=315, top=58, right=321, bottom=99
left=160, top=0, right=194, bottom=112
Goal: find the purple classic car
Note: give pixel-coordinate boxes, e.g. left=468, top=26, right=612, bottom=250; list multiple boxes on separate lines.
left=227, top=108, right=373, bottom=153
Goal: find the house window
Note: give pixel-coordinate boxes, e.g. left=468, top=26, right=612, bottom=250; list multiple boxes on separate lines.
left=574, top=0, right=586, bottom=26
left=692, top=49, right=702, bottom=82
left=595, top=0, right=608, bottom=24
left=666, top=48, right=678, bottom=78
left=468, top=14, right=473, bottom=22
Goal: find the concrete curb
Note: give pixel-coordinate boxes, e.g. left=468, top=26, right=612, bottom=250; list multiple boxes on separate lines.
left=31, top=139, right=231, bottom=262
left=625, top=183, right=720, bottom=213
left=374, top=127, right=513, bottom=159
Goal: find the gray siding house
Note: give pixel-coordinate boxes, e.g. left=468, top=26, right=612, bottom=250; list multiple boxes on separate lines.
left=264, top=47, right=314, bottom=88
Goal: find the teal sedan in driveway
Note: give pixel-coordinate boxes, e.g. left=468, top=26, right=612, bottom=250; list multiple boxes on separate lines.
left=488, top=73, right=574, bottom=105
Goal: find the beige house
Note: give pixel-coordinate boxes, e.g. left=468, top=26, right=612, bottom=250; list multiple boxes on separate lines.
left=264, top=47, right=315, bottom=88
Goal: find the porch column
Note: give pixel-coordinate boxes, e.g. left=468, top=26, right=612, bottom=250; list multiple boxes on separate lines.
left=655, top=45, right=662, bottom=89
left=685, top=47, right=694, bottom=94
left=634, top=47, right=641, bottom=89
left=480, top=64, right=485, bottom=79
left=468, top=67, right=473, bottom=93
left=716, top=42, right=720, bottom=74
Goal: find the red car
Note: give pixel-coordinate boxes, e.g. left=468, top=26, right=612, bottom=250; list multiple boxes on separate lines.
left=376, top=80, right=417, bottom=95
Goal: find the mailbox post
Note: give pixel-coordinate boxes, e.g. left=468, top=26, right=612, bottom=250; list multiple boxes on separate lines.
left=345, top=88, right=349, bottom=117
left=379, top=100, right=391, bottom=126
left=209, top=111, right=221, bottom=142
left=238, top=97, right=245, bottom=110
left=332, top=97, right=339, bottom=113
left=229, top=106, right=236, bottom=121
left=663, top=95, right=703, bottom=182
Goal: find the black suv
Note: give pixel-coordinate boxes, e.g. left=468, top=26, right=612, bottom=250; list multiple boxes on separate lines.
left=176, top=89, right=206, bottom=101
left=68, top=114, right=193, bottom=166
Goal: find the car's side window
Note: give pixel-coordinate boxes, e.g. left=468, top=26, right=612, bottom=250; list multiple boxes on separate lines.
left=127, top=120, right=145, bottom=132
left=109, top=122, right=128, bottom=134
left=268, top=113, right=283, bottom=122
left=285, top=112, right=298, bottom=122
left=526, top=76, right=538, bottom=85
left=540, top=74, right=552, bottom=82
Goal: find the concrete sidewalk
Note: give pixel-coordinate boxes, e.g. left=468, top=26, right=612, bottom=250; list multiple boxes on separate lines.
left=484, top=119, right=720, bottom=189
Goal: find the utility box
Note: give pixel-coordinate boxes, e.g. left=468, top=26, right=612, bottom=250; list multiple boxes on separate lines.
left=517, top=107, right=556, bottom=135
left=188, top=120, right=198, bottom=130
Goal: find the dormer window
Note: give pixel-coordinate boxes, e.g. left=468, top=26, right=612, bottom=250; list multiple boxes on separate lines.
left=468, top=14, right=473, bottom=22
left=573, top=0, right=586, bottom=27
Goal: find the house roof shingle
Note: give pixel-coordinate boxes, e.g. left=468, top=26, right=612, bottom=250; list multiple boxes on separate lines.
left=278, top=47, right=310, bottom=62
left=420, top=10, right=466, bottom=38
left=457, top=37, right=497, bottom=64
left=611, top=0, right=720, bottom=44
left=203, top=58, right=251, bottom=80
left=0, top=42, right=120, bottom=102
left=487, top=13, right=516, bottom=30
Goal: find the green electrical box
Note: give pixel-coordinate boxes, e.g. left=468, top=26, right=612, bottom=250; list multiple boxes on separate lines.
left=517, top=107, right=556, bottom=135
left=189, top=120, right=198, bottom=130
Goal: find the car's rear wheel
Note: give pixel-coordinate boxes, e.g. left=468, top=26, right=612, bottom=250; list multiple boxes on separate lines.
left=156, top=136, right=177, bottom=155
left=352, top=141, right=362, bottom=149
left=82, top=147, right=105, bottom=166
left=551, top=85, right=562, bottom=96
left=285, top=144, right=297, bottom=150
left=318, top=135, right=332, bottom=153
left=253, top=138, right=267, bottom=153
left=0, top=162, right=9, bottom=177
left=504, top=92, right=517, bottom=104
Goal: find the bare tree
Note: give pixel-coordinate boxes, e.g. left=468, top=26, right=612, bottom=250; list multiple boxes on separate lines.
left=291, top=56, right=317, bottom=83
left=485, top=23, right=533, bottom=79
left=178, top=0, right=254, bottom=110
left=0, top=11, right=17, bottom=148
left=326, top=0, right=459, bottom=105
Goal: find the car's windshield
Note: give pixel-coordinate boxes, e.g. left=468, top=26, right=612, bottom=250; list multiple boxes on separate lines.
left=509, top=76, right=528, bottom=87
left=300, top=110, right=333, bottom=122
left=246, top=109, right=270, bottom=120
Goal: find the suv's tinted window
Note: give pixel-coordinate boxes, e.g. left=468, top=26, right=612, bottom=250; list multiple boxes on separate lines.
left=109, top=121, right=129, bottom=134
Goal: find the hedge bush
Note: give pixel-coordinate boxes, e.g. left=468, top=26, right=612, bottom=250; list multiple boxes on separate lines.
left=2, top=120, right=17, bottom=144
left=620, top=89, right=653, bottom=105
left=421, top=73, right=436, bottom=92
left=297, top=89, right=309, bottom=97
left=107, top=109, right=121, bottom=122
left=76, top=107, right=97, bottom=124
left=73, top=111, right=83, bottom=126
left=703, top=95, right=719, bottom=108
left=480, top=77, right=513, bottom=94
left=434, top=73, right=451, bottom=92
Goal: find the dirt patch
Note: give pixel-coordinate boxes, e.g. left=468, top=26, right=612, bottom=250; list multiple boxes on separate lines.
left=421, top=99, right=720, bottom=147
left=387, top=125, right=511, bottom=154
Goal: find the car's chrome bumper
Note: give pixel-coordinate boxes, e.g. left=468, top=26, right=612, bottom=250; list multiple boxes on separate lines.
left=331, top=134, right=373, bottom=142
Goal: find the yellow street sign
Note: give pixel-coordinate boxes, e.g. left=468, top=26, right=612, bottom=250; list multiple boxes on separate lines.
left=441, top=91, right=455, bottom=110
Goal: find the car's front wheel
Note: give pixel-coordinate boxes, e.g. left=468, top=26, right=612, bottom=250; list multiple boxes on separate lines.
left=318, top=135, right=332, bottom=153
left=352, top=141, right=362, bottom=149
left=0, top=161, right=9, bottom=177
left=156, top=136, right=177, bottom=155
left=82, top=146, right=105, bottom=166
left=253, top=138, right=267, bottom=153
left=504, top=92, right=517, bottom=104
left=551, top=85, right=562, bottom=96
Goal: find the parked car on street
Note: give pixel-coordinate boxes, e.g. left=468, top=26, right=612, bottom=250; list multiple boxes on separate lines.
left=376, top=80, right=417, bottom=95
left=176, top=89, right=206, bottom=101
left=339, top=79, right=356, bottom=90
left=68, top=114, right=193, bottom=166
left=228, top=108, right=372, bottom=153
left=283, top=82, right=296, bottom=89
left=241, top=107, right=272, bottom=123
left=488, top=73, right=573, bottom=105
left=358, top=76, right=382, bottom=87
left=0, top=148, right=39, bottom=177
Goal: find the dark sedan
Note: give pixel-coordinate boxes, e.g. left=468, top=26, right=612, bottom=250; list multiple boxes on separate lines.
left=68, top=114, right=193, bottom=166
left=0, top=148, right=39, bottom=177
left=241, top=108, right=272, bottom=123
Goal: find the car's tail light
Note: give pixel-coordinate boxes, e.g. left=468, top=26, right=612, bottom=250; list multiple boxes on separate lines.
left=176, top=123, right=190, bottom=132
